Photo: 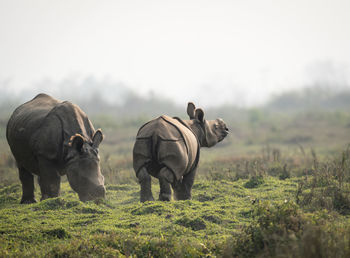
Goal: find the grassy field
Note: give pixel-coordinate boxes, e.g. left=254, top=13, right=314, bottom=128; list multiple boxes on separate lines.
left=1, top=109, right=350, bottom=257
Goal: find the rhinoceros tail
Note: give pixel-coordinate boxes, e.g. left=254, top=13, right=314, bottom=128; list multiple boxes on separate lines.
left=151, top=133, right=160, bottom=160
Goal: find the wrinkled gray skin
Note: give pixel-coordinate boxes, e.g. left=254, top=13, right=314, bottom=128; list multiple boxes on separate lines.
left=6, top=93, right=105, bottom=203
left=133, top=102, right=229, bottom=202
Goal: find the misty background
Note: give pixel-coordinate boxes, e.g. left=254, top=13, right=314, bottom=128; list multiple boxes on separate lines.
left=1, top=0, right=350, bottom=116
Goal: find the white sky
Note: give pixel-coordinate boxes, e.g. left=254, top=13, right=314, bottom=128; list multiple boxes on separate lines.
left=1, top=0, right=350, bottom=106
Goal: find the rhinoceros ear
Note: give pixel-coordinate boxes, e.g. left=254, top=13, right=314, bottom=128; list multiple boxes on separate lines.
left=187, top=102, right=196, bottom=119
left=69, top=134, right=85, bottom=152
left=195, top=108, right=204, bottom=123
left=92, top=129, right=103, bottom=148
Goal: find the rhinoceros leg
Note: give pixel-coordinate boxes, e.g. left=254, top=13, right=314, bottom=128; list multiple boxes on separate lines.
left=173, top=168, right=196, bottom=200
left=137, top=167, right=154, bottom=202
left=38, top=158, right=61, bottom=201
left=158, top=167, right=174, bottom=201
left=19, top=167, right=37, bottom=204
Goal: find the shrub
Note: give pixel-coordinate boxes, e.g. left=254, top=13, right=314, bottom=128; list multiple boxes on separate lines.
left=296, top=152, right=350, bottom=215
left=244, top=176, right=264, bottom=188
left=175, top=217, right=207, bottom=231
left=224, top=201, right=306, bottom=257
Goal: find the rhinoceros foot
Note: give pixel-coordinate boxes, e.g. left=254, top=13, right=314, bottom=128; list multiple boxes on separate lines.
left=20, top=198, right=37, bottom=204
left=138, top=167, right=155, bottom=202
left=159, top=193, right=171, bottom=201
left=141, top=195, right=154, bottom=202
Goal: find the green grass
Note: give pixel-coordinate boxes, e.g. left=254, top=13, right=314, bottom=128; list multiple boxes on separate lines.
left=1, top=174, right=350, bottom=257
left=0, top=176, right=300, bottom=257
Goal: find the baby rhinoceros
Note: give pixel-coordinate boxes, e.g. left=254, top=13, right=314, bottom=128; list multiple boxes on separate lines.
left=133, top=102, right=229, bottom=202
left=6, top=93, right=106, bottom=203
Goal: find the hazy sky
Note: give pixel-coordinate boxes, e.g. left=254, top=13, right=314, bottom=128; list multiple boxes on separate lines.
left=1, top=0, right=350, bottom=106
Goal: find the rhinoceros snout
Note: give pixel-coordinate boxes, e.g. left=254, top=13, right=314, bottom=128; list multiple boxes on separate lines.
left=79, top=185, right=106, bottom=202
left=219, top=129, right=229, bottom=142
left=94, top=185, right=106, bottom=198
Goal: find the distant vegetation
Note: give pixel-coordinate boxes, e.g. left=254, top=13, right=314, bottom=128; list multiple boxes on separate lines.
left=266, top=86, right=350, bottom=111
left=2, top=77, right=350, bottom=118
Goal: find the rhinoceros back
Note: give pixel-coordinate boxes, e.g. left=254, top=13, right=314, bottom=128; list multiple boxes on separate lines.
left=133, top=115, right=198, bottom=181
left=6, top=93, right=95, bottom=174
left=7, top=94, right=60, bottom=140
left=6, top=94, right=61, bottom=170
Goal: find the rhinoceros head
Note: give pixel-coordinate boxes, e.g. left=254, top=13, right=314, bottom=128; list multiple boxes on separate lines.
left=186, top=102, right=229, bottom=147
left=65, top=129, right=105, bottom=202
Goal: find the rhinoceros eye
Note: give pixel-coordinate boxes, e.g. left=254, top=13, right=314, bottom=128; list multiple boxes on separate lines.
left=92, top=148, right=99, bottom=155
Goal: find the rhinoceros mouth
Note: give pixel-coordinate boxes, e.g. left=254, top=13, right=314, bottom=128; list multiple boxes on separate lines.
left=218, top=131, right=229, bottom=142
left=78, top=185, right=106, bottom=202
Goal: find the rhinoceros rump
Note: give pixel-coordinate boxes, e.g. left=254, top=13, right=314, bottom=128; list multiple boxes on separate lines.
left=6, top=93, right=105, bottom=203
left=133, top=102, right=229, bottom=202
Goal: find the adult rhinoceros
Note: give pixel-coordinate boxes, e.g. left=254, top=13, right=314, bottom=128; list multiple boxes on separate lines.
left=6, top=93, right=105, bottom=203
left=133, top=102, right=229, bottom=202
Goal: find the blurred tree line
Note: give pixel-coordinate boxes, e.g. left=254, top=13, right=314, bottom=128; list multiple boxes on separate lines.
left=266, top=86, right=350, bottom=111
left=1, top=76, right=350, bottom=123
